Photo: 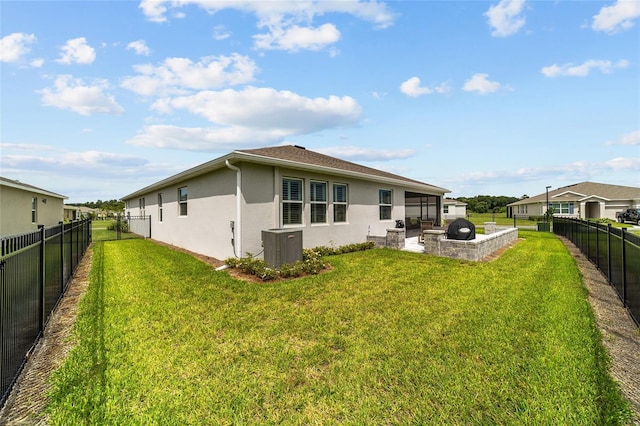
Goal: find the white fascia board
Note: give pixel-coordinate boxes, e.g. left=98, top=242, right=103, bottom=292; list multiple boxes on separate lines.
left=578, top=195, right=611, bottom=202
left=551, top=190, right=586, bottom=199
left=0, top=180, right=68, bottom=200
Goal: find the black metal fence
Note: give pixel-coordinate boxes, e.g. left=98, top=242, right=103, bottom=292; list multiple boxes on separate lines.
left=0, top=219, right=91, bottom=407
left=91, top=215, right=150, bottom=242
left=553, top=217, right=640, bottom=327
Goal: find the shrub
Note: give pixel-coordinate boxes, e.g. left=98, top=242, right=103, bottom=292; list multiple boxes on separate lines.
left=224, top=241, right=375, bottom=281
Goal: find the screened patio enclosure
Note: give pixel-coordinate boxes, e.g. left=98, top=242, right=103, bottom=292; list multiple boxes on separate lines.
left=405, top=192, right=442, bottom=230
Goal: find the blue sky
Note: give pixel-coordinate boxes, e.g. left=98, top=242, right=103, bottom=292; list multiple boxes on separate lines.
left=1, top=0, right=638, bottom=203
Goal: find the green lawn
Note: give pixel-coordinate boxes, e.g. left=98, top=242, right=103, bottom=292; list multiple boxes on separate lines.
left=463, top=212, right=536, bottom=227
left=91, top=219, right=141, bottom=241
left=47, top=232, right=631, bottom=424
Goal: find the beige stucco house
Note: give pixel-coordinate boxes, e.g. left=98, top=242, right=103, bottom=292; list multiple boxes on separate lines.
left=122, top=145, right=450, bottom=260
left=0, top=176, right=67, bottom=237
left=442, top=198, right=468, bottom=221
left=507, top=181, right=640, bottom=220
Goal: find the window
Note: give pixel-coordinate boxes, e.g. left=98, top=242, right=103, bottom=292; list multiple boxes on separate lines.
left=139, top=197, right=145, bottom=216
left=310, top=181, right=327, bottom=224
left=443, top=205, right=449, bottom=214
left=379, top=189, right=392, bottom=220
left=31, top=197, right=37, bottom=223
left=158, top=193, right=163, bottom=222
left=550, top=202, right=574, bottom=215
left=282, top=178, right=303, bottom=225
left=333, top=184, right=348, bottom=223
left=178, top=187, right=188, bottom=216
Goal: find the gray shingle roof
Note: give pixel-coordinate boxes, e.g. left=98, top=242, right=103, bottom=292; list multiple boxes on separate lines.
left=508, top=181, right=640, bottom=206
left=237, top=145, right=444, bottom=189
left=123, top=145, right=449, bottom=199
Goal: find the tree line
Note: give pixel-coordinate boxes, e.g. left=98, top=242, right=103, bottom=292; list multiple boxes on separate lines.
left=457, top=195, right=528, bottom=214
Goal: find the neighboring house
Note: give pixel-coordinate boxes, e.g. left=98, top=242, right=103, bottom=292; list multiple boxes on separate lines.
left=64, top=205, right=81, bottom=221
left=442, top=198, right=468, bottom=221
left=507, top=181, right=640, bottom=220
left=122, top=145, right=450, bottom=260
left=0, top=176, right=67, bottom=237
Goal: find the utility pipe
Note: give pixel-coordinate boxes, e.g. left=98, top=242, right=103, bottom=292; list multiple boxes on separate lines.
left=225, top=160, right=241, bottom=256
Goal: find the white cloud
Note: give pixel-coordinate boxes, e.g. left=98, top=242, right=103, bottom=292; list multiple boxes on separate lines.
left=213, top=25, right=232, bottom=40
left=400, top=77, right=449, bottom=97
left=163, top=86, right=361, bottom=133
left=56, top=37, right=96, bottom=65
left=39, top=75, right=124, bottom=116
left=449, top=157, right=640, bottom=188
left=605, top=130, right=640, bottom=145
left=485, top=0, right=526, bottom=37
left=315, top=145, right=416, bottom=161
left=127, top=124, right=288, bottom=151
left=0, top=32, right=36, bottom=63
left=1, top=150, right=148, bottom=177
left=592, top=0, right=640, bottom=33
left=254, top=23, right=340, bottom=51
left=462, top=73, right=502, bottom=94
left=127, top=40, right=151, bottom=56
left=541, top=59, right=629, bottom=77
left=121, top=54, right=257, bottom=96
left=30, top=58, right=45, bottom=68
left=138, top=0, right=396, bottom=52
left=132, top=87, right=361, bottom=151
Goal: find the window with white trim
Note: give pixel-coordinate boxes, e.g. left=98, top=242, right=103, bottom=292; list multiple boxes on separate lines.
left=139, top=197, right=145, bottom=216
left=333, top=183, right=348, bottom=223
left=178, top=187, right=188, bottom=216
left=158, top=193, right=163, bottom=222
left=310, top=181, right=327, bottom=224
left=550, top=202, right=574, bottom=215
left=282, top=178, right=303, bottom=225
left=31, top=197, right=37, bottom=223
left=379, top=189, right=392, bottom=220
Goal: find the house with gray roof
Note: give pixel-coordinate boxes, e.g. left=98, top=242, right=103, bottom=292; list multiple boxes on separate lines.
left=0, top=176, right=67, bottom=237
left=122, top=145, right=450, bottom=260
left=507, top=181, right=640, bottom=221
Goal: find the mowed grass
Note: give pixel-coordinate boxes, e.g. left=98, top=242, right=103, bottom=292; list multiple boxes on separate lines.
left=91, top=219, right=141, bottom=241
left=47, top=231, right=631, bottom=425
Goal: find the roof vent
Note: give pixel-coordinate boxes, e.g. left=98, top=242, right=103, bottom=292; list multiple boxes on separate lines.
left=293, top=145, right=306, bottom=150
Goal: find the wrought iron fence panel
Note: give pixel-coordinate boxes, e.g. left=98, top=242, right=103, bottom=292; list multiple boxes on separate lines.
left=554, top=217, right=639, bottom=327
left=0, top=218, right=91, bottom=407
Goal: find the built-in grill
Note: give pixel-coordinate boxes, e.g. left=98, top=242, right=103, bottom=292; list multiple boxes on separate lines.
left=446, top=218, right=476, bottom=240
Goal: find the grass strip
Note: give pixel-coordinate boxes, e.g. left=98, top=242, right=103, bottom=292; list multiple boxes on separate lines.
left=47, top=232, right=631, bottom=424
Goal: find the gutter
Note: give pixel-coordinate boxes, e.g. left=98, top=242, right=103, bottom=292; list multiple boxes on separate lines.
left=225, top=160, right=242, bottom=256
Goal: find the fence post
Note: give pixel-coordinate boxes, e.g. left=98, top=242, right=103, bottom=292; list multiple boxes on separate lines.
left=595, top=221, right=600, bottom=270
left=38, top=225, right=46, bottom=332
left=607, top=223, right=612, bottom=282
left=117, top=214, right=122, bottom=240
left=621, top=228, right=627, bottom=306
left=148, top=215, right=152, bottom=239
left=59, top=221, right=64, bottom=294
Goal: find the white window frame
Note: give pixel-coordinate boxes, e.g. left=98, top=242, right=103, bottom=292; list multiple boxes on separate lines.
left=310, top=180, right=327, bottom=224
left=31, top=197, right=37, bottom=223
left=178, top=187, right=188, bottom=216
left=158, top=193, right=163, bottom=222
left=333, top=183, right=348, bottom=223
left=282, top=177, right=303, bottom=226
left=379, top=189, right=392, bottom=221
left=139, top=197, right=146, bottom=217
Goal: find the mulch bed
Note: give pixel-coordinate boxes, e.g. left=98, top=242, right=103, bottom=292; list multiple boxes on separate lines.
left=1, top=238, right=638, bottom=425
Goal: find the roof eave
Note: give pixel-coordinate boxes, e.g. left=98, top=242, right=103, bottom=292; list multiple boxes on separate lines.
left=122, top=151, right=450, bottom=199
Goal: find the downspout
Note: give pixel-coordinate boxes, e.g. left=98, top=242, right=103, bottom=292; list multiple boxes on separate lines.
left=225, top=160, right=241, bottom=257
